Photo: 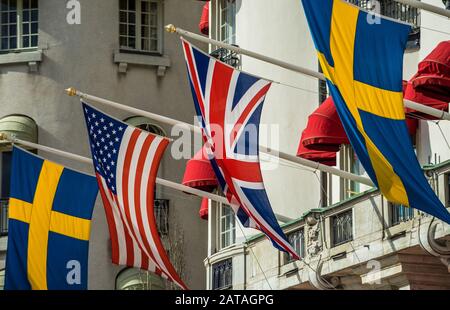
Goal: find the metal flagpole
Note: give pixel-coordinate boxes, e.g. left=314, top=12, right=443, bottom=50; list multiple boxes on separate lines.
left=65, top=87, right=375, bottom=187
left=0, top=133, right=294, bottom=223
left=164, top=25, right=450, bottom=121
left=395, top=0, right=450, bottom=18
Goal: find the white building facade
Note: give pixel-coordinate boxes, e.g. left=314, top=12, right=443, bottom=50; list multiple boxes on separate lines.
left=204, top=0, right=450, bottom=290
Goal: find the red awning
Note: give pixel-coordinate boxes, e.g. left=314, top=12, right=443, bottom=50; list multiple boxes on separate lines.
left=405, top=41, right=450, bottom=119
left=199, top=197, right=209, bottom=220
left=297, top=92, right=418, bottom=165
left=182, top=145, right=218, bottom=192
left=199, top=2, right=209, bottom=35
left=297, top=132, right=337, bottom=167
left=300, top=96, right=349, bottom=152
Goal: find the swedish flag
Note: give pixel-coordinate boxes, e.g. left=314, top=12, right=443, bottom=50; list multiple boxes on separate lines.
left=4, top=147, right=98, bottom=290
left=301, top=0, right=450, bottom=223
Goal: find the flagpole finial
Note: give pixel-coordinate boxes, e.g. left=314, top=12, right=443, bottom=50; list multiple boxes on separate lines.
left=165, top=24, right=176, bottom=33
left=65, top=87, right=78, bottom=97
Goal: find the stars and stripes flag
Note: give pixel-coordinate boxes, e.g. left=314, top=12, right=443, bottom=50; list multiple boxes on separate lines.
left=182, top=39, right=299, bottom=259
left=82, top=102, right=187, bottom=290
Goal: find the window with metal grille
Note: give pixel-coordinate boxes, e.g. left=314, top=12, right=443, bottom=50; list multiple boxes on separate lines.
left=331, top=209, right=353, bottom=246
left=0, top=199, right=8, bottom=236
left=284, top=228, right=305, bottom=264
left=390, top=203, right=414, bottom=226
left=119, top=0, right=162, bottom=54
left=154, top=199, right=169, bottom=236
left=0, top=0, right=38, bottom=51
left=212, top=258, right=232, bottom=290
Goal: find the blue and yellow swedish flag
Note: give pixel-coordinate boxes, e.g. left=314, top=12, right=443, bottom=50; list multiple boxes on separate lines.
left=4, top=147, right=98, bottom=290
left=301, top=0, right=450, bottom=223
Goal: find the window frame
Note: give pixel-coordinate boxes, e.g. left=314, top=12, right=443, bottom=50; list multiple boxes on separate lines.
left=217, top=204, right=236, bottom=250
left=119, top=0, right=163, bottom=55
left=331, top=209, right=354, bottom=247
left=284, top=228, right=305, bottom=264
left=212, top=258, right=232, bottom=290
left=0, top=0, right=39, bottom=53
left=389, top=202, right=415, bottom=226
left=218, top=0, right=236, bottom=44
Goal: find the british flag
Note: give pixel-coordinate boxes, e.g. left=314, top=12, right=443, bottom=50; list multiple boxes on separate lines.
left=182, top=39, right=299, bottom=259
left=82, top=102, right=187, bottom=289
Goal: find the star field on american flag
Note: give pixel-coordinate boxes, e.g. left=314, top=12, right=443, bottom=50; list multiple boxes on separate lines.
left=83, top=104, right=126, bottom=194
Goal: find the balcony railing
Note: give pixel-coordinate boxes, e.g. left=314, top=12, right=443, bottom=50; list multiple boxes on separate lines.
left=210, top=47, right=240, bottom=69
left=346, top=0, right=420, bottom=26
left=0, top=199, right=8, bottom=237
left=332, top=209, right=353, bottom=246
left=285, top=228, right=305, bottom=264
left=390, top=203, right=415, bottom=226
left=212, top=258, right=232, bottom=290
left=154, top=199, right=169, bottom=236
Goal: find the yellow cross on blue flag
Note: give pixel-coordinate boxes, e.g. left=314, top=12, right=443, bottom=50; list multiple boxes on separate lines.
left=4, top=147, right=98, bottom=290
left=301, top=0, right=450, bottom=223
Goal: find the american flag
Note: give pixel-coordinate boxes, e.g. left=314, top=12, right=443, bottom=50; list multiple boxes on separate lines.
left=82, top=102, right=187, bottom=289
left=182, top=39, right=299, bottom=259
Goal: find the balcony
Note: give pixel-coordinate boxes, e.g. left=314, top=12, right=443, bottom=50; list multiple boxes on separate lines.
left=210, top=47, right=240, bottom=69
left=208, top=160, right=450, bottom=290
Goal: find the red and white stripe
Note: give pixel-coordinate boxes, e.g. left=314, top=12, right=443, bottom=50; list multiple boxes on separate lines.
left=97, top=127, right=187, bottom=290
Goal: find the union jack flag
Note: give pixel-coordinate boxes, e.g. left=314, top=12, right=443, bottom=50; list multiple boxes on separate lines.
left=82, top=102, right=187, bottom=289
left=182, top=39, right=299, bottom=259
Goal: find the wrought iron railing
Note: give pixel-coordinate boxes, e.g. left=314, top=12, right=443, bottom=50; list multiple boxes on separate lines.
left=0, top=198, right=8, bottom=237
left=212, top=258, right=232, bottom=290
left=332, top=209, right=353, bottom=246
left=210, top=47, right=241, bottom=69
left=390, top=203, right=415, bottom=226
left=285, top=228, right=306, bottom=264
left=154, top=199, right=169, bottom=236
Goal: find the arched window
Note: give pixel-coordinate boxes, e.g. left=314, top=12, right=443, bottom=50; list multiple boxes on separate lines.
left=123, top=116, right=166, bottom=136
left=115, top=267, right=165, bottom=290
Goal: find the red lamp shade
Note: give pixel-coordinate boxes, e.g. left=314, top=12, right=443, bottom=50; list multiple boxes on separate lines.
left=199, top=2, right=209, bottom=35
left=182, top=145, right=218, bottom=193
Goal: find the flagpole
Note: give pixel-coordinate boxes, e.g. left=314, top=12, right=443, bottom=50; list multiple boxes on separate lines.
left=164, top=25, right=450, bottom=121
left=395, top=0, right=450, bottom=18
left=0, top=133, right=294, bottom=223
left=65, top=87, right=375, bottom=187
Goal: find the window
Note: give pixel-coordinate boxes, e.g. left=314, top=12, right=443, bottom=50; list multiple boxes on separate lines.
left=1, top=0, right=38, bottom=52
left=285, top=228, right=305, bottom=264
left=0, top=151, right=11, bottom=236
left=212, top=0, right=239, bottom=68
left=331, top=210, right=353, bottom=246
left=119, top=0, right=163, bottom=54
left=219, top=0, right=236, bottom=44
left=154, top=199, right=169, bottom=236
left=340, top=145, right=361, bottom=199
left=390, top=203, right=414, bottom=226
left=212, top=258, right=232, bottom=290
left=218, top=205, right=235, bottom=249
left=0, top=199, right=7, bottom=236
